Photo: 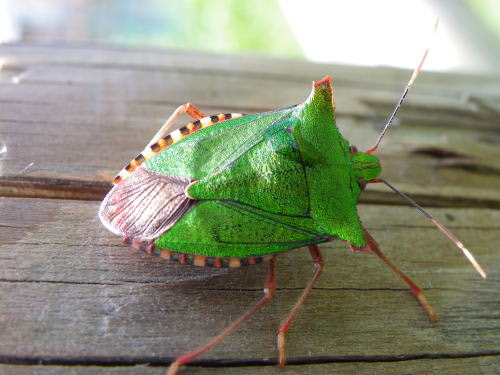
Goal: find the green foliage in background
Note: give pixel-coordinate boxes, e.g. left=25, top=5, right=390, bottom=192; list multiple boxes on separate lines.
left=467, top=0, right=500, bottom=41
left=92, top=0, right=302, bottom=58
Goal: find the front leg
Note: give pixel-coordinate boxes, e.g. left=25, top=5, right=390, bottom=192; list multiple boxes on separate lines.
left=351, top=228, right=438, bottom=322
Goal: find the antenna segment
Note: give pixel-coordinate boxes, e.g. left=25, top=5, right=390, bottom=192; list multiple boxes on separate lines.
left=369, top=178, right=487, bottom=279
left=366, top=17, right=439, bottom=154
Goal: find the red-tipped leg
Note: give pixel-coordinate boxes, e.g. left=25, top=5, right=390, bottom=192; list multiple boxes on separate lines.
left=166, top=257, right=277, bottom=375
left=352, top=229, right=438, bottom=322
left=277, top=245, right=324, bottom=367
left=150, top=103, right=207, bottom=145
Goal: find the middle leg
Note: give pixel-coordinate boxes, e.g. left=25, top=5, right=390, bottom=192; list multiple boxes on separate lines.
left=277, top=245, right=324, bottom=367
left=167, top=256, right=277, bottom=375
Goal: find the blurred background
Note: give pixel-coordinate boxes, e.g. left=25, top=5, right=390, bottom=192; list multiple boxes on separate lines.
left=1, top=0, right=500, bottom=74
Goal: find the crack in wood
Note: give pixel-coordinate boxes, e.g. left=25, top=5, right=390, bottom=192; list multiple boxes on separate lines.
left=0, top=351, right=498, bottom=367
left=0, top=278, right=120, bottom=286
left=0, top=278, right=467, bottom=294
left=2, top=176, right=500, bottom=208
left=0, top=176, right=112, bottom=201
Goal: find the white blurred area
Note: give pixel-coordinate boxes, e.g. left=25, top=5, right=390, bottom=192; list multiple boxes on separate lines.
left=279, top=0, right=454, bottom=70
left=0, top=0, right=18, bottom=43
left=278, top=0, right=500, bottom=74
left=1, top=0, right=499, bottom=75
left=0, top=0, right=82, bottom=44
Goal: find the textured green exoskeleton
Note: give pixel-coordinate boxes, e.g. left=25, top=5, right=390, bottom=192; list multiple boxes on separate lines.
left=100, top=77, right=381, bottom=256
left=99, top=73, right=486, bottom=375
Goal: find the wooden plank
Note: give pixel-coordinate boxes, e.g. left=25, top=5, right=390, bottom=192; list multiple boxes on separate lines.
left=0, top=197, right=498, bottom=374
left=0, top=43, right=499, bottom=375
left=1, top=64, right=499, bottom=205
left=2, top=42, right=500, bottom=91
left=5, top=63, right=500, bottom=126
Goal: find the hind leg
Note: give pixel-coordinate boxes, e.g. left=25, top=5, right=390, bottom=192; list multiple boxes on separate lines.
left=149, top=103, right=206, bottom=145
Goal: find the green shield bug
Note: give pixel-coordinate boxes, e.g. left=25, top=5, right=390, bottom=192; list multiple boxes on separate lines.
left=99, top=18, right=486, bottom=375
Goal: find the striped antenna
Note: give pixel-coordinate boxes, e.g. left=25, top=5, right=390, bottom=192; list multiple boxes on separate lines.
left=370, top=178, right=486, bottom=279
left=366, top=17, right=439, bottom=154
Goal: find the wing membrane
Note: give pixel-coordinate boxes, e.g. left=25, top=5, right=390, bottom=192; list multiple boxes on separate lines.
left=99, top=166, right=193, bottom=241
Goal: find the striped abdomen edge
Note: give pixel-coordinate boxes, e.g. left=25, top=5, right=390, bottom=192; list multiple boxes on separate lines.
left=127, top=238, right=272, bottom=268
left=113, top=113, right=244, bottom=184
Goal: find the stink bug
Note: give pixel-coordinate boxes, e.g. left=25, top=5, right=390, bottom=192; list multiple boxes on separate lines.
left=99, top=19, right=485, bottom=375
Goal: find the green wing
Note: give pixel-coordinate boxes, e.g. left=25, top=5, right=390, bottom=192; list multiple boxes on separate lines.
left=142, top=107, right=296, bottom=179
left=154, top=200, right=327, bottom=257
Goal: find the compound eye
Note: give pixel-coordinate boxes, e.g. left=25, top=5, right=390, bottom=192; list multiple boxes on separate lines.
left=349, top=145, right=358, bottom=155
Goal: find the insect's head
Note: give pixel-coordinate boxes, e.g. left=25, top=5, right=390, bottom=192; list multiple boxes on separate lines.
left=350, top=145, right=381, bottom=186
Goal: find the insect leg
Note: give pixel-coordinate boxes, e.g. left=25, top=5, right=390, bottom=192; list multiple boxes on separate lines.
left=150, top=103, right=206, bottom=146
left=277, top=245, right=324, bottom=367
left=360, top=229, right=438, bottom=322
left=166, top=256, right=277, bottom=375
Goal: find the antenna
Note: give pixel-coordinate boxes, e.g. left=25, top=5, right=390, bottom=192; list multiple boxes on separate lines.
left=369, top=178, right=486, bottom=279
left=366, top=17, right=439, bottom=154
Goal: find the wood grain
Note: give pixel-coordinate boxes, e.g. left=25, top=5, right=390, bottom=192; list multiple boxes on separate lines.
left=0, top=43, right=499, bottom=374
left=1, top=44, right=500, bottom=206
left=0, top=198, right=498, bottom=374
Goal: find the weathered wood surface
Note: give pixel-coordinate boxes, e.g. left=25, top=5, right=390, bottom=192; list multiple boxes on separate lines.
left=0, top=43, right=499, bottom=374
left=1, top=44, right=500, bottom=206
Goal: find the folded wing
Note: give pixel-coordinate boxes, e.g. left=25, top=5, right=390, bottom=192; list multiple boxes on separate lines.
left=99, top=166, right=193, bottom=241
